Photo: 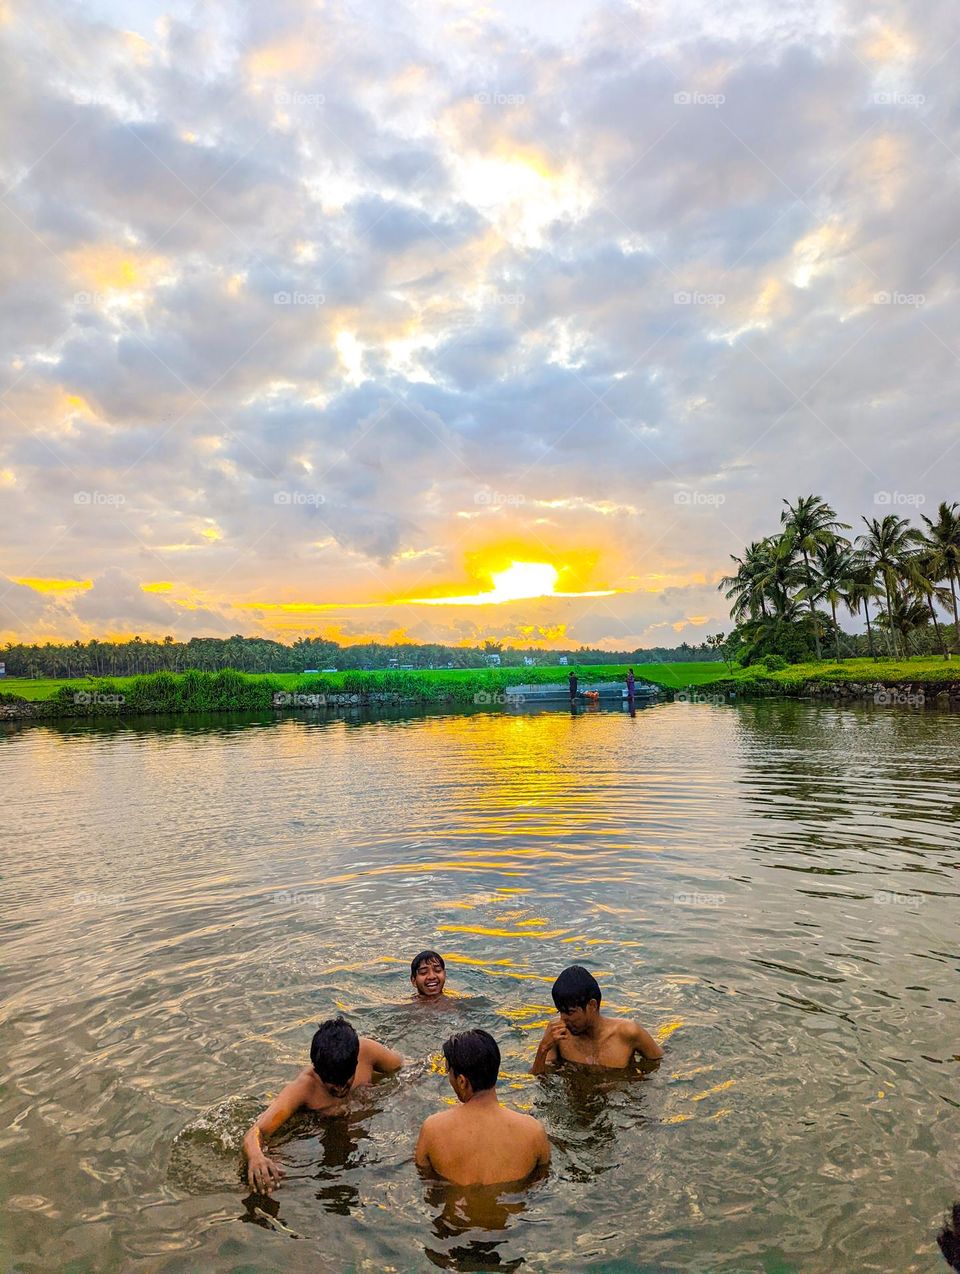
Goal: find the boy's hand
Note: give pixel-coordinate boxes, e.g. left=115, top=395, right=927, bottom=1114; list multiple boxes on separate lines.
left=540, top=1021, right=568, bottom=1048
left=247, top=1150, right=284, bottom=1194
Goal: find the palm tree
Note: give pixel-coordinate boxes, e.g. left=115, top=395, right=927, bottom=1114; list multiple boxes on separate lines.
left=808, top=540, right=858, bottom=661
left=856, top=515, right=919, bottom=658
left=919, top=501, right=960, bottom=653
left=781, top=496, right=851, bottom=659
left=720, top=539, right=775, bottom=622
left=844, top=554, right=884, bottom=661
left=904, top=549, right=952, bottom=659
left=874, top=593, right=930, bottom=656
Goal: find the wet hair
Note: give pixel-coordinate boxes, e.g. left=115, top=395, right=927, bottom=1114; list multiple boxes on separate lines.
left=940, top=1202, right=960, bottom=1271
left=442, top=1029, right=500, bottom=1093
left=310, top=1017, right=360, bottom=1086
left=411, top=949, right=445, bottom=977
left=551, top=965, right=602, bottom=1012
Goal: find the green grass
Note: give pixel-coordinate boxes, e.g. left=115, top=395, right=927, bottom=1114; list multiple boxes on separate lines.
left=684, top=654, right=960, bottom=692
left=1, top=662, right=720, bottom=703
left=4, top=655, right=953, bottom=712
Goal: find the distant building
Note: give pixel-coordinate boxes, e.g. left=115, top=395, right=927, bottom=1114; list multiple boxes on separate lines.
left=0, top=661, right=5, bottom=676
left=558, top=655, right=569, bottom=665
left=304, top=668, right=319, bottom=674
left=321, top=667, right=338, bottom=673
left=523, top=656, right=536, bottom=666
left=485, top=653, right=501, bottom=666
left=399, top=663, right=415, bottom=670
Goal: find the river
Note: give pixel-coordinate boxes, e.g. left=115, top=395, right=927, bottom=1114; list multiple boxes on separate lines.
left=1, top=699, right=958, bottom=1272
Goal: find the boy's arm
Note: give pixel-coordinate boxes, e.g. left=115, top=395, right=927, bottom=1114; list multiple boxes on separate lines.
left=366, top=1038, right=404, bottom=1073
left=414, top=1117, right=434, bottom=1171
left=241, top=1076, right=306, bottom=1192
left=627, top=1020, right=664, bottom=1060
left=531, top=1021, right=565, bottom=1074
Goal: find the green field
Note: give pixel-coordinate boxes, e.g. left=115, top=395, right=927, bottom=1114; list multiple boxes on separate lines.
left=1, top=662, right=723, bottom=702
left=2, top=655, right=955, bottom=713
left=714, top=655, right=959, bottom=691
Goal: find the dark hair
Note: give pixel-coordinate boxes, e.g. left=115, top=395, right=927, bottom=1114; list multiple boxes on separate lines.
left=552, top=965, right=602, bottom=1012
left=940, top=1203, right=960, bottom=1271
left=442, top=1029, right=500, bottom=1092
left=411, top=949, right=445, bottom=977
left=310, top=1017, right=360, bottom=1085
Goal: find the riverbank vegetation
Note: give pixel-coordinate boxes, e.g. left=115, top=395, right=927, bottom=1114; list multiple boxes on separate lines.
left=720, top=495, right=960, bottom=665
left=0, top=661, right=725, bottom=710
left=0, top=635, right=719, bottom=680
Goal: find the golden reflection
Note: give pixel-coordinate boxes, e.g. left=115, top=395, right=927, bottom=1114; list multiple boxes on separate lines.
left=655, top=1019, right=684, bottom=1045
left=691, top=1079, right=736, bottom=1102
left=438, top=924, right=570, bottom=939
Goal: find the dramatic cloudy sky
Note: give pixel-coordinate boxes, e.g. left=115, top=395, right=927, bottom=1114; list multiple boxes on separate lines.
left=1, top=0, right=958, bottom=649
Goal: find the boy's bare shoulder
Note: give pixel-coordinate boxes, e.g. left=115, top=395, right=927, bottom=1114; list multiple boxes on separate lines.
left=504, top=1106, right=546, bottom=1133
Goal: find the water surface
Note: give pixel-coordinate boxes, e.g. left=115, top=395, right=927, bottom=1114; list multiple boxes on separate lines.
left=1, top=700, right=958, bottom=1272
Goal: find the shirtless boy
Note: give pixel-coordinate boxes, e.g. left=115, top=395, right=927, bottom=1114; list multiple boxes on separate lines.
left=531, top=965, right=663, bottom=1074
left=242, top=1017, right=402, bottom=1192
left=410, top=949, right=447, bottom=1001
left=416, top=1029, right=550, bottom=1186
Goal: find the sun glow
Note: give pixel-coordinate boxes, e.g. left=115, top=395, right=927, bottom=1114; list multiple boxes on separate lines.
left=407, top=560, right=615, bottom=606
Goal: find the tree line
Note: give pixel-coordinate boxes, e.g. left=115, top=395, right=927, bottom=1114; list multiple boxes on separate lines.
left=1, top=634, right=720, bottom=680
left=720, top=495, right=960, bottom=663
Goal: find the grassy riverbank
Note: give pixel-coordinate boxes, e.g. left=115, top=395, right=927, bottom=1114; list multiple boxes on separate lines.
left=0, top=661, right=723, bottom=705
left=683, top=654, right=959, bottom=693
left=3, top=656, right=957, bottom=719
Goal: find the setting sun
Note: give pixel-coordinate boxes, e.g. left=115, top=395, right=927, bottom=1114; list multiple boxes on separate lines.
left=407, top=560, right=616, bottom=606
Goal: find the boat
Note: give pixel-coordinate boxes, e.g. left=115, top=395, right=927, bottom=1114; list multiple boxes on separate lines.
left=503, top=681, right=660, bottom=705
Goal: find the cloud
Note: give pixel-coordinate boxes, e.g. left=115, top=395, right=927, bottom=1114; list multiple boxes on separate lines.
left=1, top=0, right=958, bottom=646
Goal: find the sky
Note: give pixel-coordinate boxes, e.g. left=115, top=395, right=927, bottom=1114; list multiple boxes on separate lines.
left=1, top=0, right=958, bottom=650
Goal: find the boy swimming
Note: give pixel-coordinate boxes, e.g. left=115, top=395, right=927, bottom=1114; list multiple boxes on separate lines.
left=531, top=965, right=663, bottom=1073
left=242, top=1017, right=402, bottom=1193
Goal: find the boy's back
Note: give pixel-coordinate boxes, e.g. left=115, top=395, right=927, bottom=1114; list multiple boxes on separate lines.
left=419, top=1101, right=549, bottom=1186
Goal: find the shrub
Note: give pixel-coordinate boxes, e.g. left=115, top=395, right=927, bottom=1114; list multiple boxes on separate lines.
left=761, top=654, right=788, bottom=671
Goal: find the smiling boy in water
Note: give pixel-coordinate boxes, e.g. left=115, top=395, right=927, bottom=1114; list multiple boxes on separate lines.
left=410, top=949, right=448, bottom=1001
left=531, top=966, right=663, bottom=1074
left=242, top=1017, right=402, bottom=1193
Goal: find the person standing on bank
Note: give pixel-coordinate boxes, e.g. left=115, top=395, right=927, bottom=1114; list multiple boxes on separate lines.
left=568, top=669, right=578, bottom=705
left=626, top=667, right=636, bottom=710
